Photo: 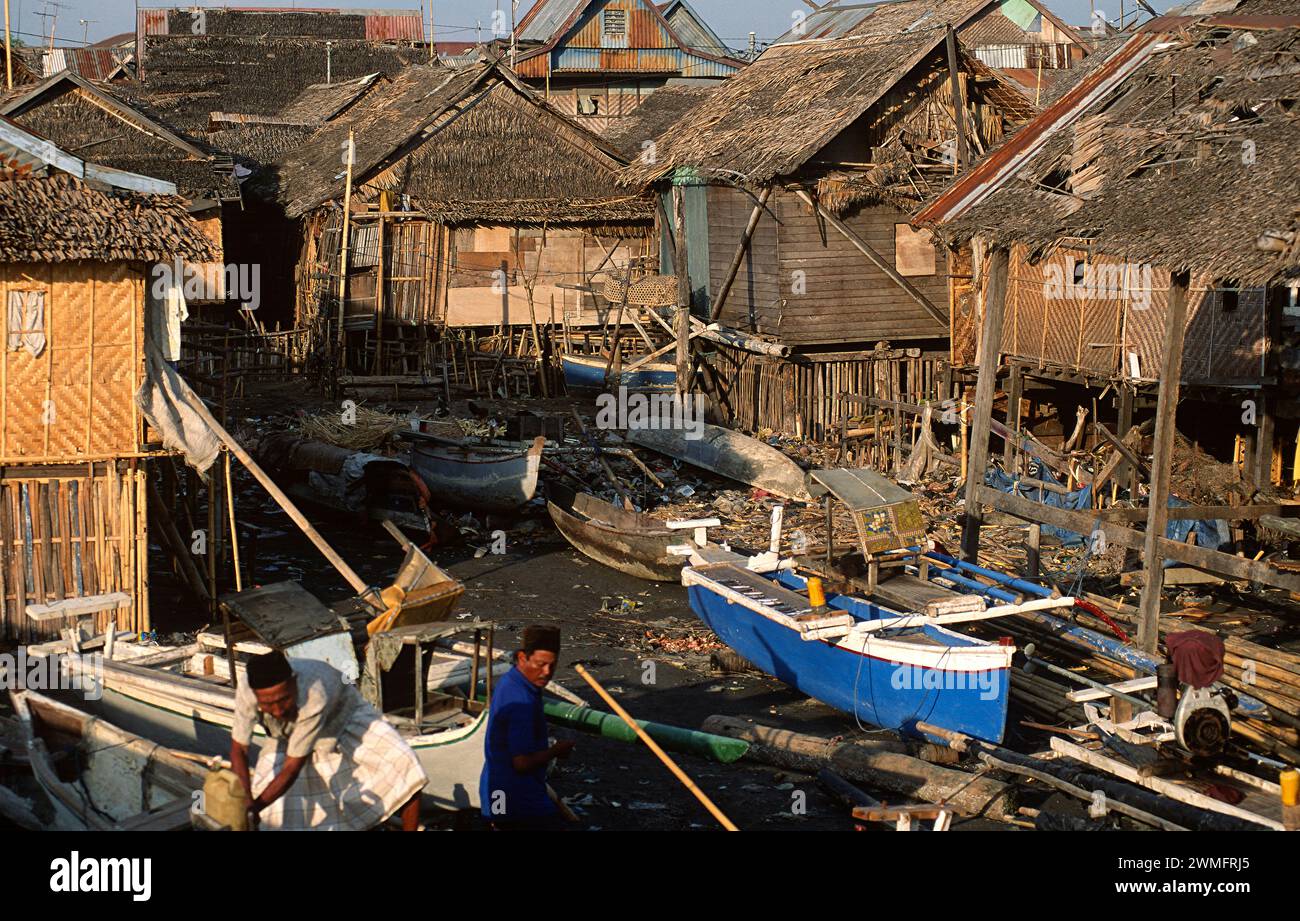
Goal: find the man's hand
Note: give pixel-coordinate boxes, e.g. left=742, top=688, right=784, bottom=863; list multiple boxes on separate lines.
left=553, top=740, right=576, bottom=760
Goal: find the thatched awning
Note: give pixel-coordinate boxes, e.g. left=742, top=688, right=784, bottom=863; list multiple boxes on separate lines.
left=619, top=0, right=993, bottom=189
left=0, top=174, right=219, bottom=264
left=926, top=21, right=1300, bottom=286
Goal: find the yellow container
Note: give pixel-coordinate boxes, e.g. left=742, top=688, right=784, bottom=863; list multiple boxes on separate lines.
left=807, top=577, right=827, bottom=609
left=1281, top=769, right=1299, bottom=807
left=203, top=768, right=251, bottom=831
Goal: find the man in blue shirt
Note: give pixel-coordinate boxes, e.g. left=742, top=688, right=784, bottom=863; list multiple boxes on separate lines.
left=480, top=624, right=575, bottom=830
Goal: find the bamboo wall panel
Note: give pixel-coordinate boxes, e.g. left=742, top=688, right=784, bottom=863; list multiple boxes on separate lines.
left=0, top=261, right=144, bottom=463
left=0, top=462, right=148, bottom=642
left=997, top=245, right=1268, bottom=381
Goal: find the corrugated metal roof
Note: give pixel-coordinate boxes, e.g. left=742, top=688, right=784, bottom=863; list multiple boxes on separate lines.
left=365, top=13, right=426, bottom=42
left=519, top=0, right=587, bottom=42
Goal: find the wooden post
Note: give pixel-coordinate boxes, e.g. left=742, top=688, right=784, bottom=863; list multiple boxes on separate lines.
left=4, top=0, right=12, bottom=91
left=961, top=246, right=1009, bottom=562
left=372, top=214, right=386, bottom=374
left=336, top=129, right=356, bottom=368
left=1137, top=270, right=1190, bottom=653
left=1003, top=361, right=1022, bottom=471
left=1254, top=394, right=1274, bottom=488
left=673, top=184, right=691, bottom=397
left=945, top=25, right=969, bottom=171
left=709, top=186, right=773, bottom=323
left=1026, top=523, right=1041, bottom=579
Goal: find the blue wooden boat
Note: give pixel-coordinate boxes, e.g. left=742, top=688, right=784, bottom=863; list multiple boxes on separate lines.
left=683, top=560, right=1015, bottom=742
left=678, top=468, right=1087, bottom=743
left=562, top=353, right=676, bottom=393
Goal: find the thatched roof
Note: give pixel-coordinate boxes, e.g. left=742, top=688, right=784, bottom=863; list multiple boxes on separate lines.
left=1, top=72, right=240, bottom=202
left=618, top=0, right=1003, bottom=188
left=0, top=173, right=218, bottom=263
left=271, top=60, right=652, bottom=225
left=918, top=18, right=1300, bottom=285
left=603, top=82, right=719, bottom=160
left=277, top=73, right=387, bottom=125
left=130, top=33, right=423, bottom=136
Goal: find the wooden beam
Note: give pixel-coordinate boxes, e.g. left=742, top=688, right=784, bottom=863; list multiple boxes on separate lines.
left=961, top=246, right=1008, bottom=561
left=1003, top=361, right=1022, bottom=469
left=673, top=184, right=691, bottom=396
left=1138, top=271, right=1190, bottom=653
left=945, top=25, right=969, bottom=171
left=1097, top=503, right=1298, bottom=523
left=793, top=190, right=947, bottom=327
left=709, top=186, right=773, bottom=323
left=974, top=485, right=1300, bottom=593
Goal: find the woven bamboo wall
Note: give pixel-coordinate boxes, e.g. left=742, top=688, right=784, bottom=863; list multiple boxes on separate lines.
left=997, top=246, right=1267, bottom=382
left=0, top=461, right=149, bottom=642
left=0, top=261, right=145, bottom=463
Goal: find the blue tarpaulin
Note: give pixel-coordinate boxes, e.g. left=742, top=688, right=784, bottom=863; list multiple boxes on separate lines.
left=984, top=464, right=1228, bottom=555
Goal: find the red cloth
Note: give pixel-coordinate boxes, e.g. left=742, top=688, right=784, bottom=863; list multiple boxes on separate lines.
left=1165, top=631, right=1225, bottom=689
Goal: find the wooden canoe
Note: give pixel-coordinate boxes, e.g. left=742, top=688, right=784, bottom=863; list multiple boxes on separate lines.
left=562, top=353, right=676, bottom=393
left=546, top=484, right=686, bottom=582
left=627, top=423, right=811, bottom=501
left=11, top=690, right=209, bottom=831
left=410, top=436, right=544, bottom=512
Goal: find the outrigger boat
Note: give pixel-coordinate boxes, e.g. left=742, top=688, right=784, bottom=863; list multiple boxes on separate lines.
left=683, top=469, right=1076, bottom=744
left=49, top=539, right=500, bottom=812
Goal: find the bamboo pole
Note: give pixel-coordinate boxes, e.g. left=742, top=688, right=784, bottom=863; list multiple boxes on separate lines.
left=224, top=451, right=242, bottom=593
left=180, top=387, right=376, bottom=605
left=336, top=130, right=356, bottom=367
left=3, top=0, right=12, bottom=92
left=573, top=665, right=738, bottom=831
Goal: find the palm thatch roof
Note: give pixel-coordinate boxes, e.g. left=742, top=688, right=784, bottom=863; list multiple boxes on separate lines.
left=603, top=82, right=719, bottom=160
left=0, top=173, right=218, bottom=263
left=130, top=33, right=423, bottom=136
left=1, top=72, right=240, bottom=202
left=270, top=59, right=652, bottom=226
left=619, top=0, right=1021, bottom=190
left=919, top=17, right=1300, bottom=285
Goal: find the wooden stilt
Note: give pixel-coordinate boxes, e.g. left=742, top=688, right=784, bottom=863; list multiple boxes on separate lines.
left=1137, top=270, right=1190, bottom=653
left=961, top=246, right=1009, bottom=562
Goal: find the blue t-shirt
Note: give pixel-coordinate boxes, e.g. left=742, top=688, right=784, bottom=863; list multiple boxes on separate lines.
left=479, top=665, right=557, bottom=819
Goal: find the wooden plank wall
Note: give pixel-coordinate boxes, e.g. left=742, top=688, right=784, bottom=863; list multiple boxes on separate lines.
left=0, top=461, right=148, bottom=642
left=703, top=346, right=945, bottom=442
left=701, top=191, right=949, bottom=348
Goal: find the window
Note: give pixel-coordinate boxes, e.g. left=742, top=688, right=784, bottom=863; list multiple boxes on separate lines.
left=1220, top=288, right=1240, bottom=312
left=603, top=9, right=627, bottom=36
left=7, top=290, right=46, bottom=357
left=895, top=225, right=936, bottom=277
left=1071, top=257, right=1088, bottom=286
left=577, top=94, right=600, bottom=116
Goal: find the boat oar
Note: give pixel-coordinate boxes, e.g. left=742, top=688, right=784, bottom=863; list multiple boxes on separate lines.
left=572, top=664, right=738, bottom=831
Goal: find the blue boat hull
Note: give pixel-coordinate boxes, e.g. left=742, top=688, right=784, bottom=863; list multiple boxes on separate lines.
left=686, top=576, right=1010, bottom=743
left=562, top=354, right=676, bottom=393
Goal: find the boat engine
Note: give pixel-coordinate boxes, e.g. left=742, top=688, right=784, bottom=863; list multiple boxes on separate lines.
left=1173, top=685, right=1232, bottom=756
